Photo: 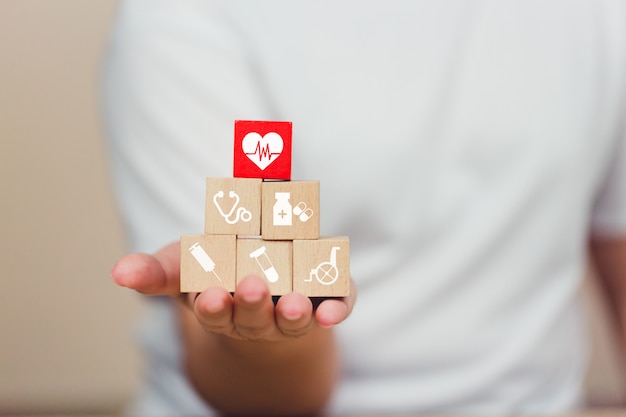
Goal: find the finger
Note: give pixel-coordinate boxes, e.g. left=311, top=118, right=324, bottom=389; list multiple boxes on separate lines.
left=315, top=279, right=358, bottom=328
left=232, top=275, right=276, bottom=340
left=275, top=292, right=314, bottom=338
left=111, top=241, right=181, bottom=295
left=193, top=286, right=235, bottom=335
left=179, top=292, right=200, bottom=310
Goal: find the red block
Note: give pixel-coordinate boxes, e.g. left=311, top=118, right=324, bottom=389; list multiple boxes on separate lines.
left=233, top=120, right=292, bottom=180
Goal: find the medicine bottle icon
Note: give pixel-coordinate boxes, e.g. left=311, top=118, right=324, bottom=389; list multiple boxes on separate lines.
left=273, top=192, right=292, bottom=226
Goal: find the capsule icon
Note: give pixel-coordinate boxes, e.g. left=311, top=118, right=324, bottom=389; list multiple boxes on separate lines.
left=293, top=202, right=313, bottom=222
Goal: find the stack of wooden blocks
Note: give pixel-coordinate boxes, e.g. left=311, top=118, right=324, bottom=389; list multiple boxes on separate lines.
left=180, top=120, right=350, bottom=297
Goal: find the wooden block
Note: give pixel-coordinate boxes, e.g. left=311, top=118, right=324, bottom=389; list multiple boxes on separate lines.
left=233, top=120, right=292, bottom=180
left=205, top=177, right=261, bottom=235
left=236, top=237, right=292, bottom=296
left=261, top=181, right=319, bottom=240
left=292, top=236, right=350, bottom=297
left=180, top=234, right=236, bottom=293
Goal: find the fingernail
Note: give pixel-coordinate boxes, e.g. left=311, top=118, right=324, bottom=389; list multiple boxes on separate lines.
left=244, top=288, right=264, bottom=303
left=283, top=309, right=303, bottom=321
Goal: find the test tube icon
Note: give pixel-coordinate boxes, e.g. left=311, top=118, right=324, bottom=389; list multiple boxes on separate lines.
left=249, top=246, right=279, bottom=283
left=189, top=242, right=221, bottom=282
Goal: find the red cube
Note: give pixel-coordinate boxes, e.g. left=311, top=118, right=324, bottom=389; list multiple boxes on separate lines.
left=233, top=120, right=292, bottom=180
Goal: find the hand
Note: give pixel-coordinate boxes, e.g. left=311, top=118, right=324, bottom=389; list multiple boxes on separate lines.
left=111, top=241, right=357, bottom=342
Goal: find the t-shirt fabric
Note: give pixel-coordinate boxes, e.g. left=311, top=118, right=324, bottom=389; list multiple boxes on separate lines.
left=102, top=0, right=626, bottom=415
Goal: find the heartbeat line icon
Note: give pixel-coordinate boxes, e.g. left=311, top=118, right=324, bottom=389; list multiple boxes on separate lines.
left=241, top=132, right=284, bottom=170
left=247, top=141, right=281, bottom=161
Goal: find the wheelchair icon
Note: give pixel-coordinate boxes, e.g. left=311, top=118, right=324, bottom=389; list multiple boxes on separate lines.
left=306, top=246, right=340, bottom=286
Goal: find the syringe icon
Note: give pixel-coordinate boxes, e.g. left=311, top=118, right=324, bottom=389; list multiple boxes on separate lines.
left=189, top=242, right=222, bottom=282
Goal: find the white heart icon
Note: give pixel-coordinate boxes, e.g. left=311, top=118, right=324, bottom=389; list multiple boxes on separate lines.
left=241, top=132, right=283, bottom=170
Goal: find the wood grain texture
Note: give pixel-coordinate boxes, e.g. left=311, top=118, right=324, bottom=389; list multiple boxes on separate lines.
left=237, top=237, right=292, bottom=295
left=181, top=234, right=237, bottom=293
left=293, top=236, right=350, bottom=297
left=261, top=181, right=320, bottom=240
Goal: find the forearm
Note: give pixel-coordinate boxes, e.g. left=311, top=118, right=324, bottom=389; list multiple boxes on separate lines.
left=590, top=238, right=626, bottom=349
left=178, top=305, right=340, bottom=416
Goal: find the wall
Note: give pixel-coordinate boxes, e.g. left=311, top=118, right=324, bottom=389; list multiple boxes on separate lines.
left=0, top=1, right=143, bottom=414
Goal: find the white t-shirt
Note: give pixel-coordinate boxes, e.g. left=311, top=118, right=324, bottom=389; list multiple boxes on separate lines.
left=102, top=1, right=626, bottom=415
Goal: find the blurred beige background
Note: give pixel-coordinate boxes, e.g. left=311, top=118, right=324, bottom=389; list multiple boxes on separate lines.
left=0, top=0, right=144, bottom=414
left=0, top=0, right=625, bottom=415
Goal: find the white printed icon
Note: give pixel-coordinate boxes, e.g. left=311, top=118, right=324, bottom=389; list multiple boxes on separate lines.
left=189, top=242, right=222, bottom=282
left=242, top=132, right=283, bottom=170
left=272, top=192, right=314, bottom=226
left=293, top=202, right=313, bottom=222
left=249, top=246, right=279, bottom=283
left=213, top=190, right=252, bottom=224
left=273, top=192, right=292, bottom=226
left=306, top=247, right=340, bottom=285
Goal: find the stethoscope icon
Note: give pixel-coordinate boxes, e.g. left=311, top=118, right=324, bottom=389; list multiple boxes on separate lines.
left=213, top=190, right=252, bottom=224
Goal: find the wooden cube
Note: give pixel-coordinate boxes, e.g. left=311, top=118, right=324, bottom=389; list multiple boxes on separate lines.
left=261, top=181, right=319, bottom=240
left=292, top=236, right=350, bottom=297
left=205, top=177, right=261, bottom=235
left=233, top=120, right=292, bottom=180
left=180, top=234, right=236, bottom=293
left=236, top=237, right=292, bottom=296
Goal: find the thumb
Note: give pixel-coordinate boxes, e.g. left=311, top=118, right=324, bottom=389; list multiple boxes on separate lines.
left=111, top=241, right=181, bottom=295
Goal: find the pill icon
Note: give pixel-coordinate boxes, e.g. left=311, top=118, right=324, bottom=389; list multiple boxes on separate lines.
left=293, top=202, right=313, bottom=222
